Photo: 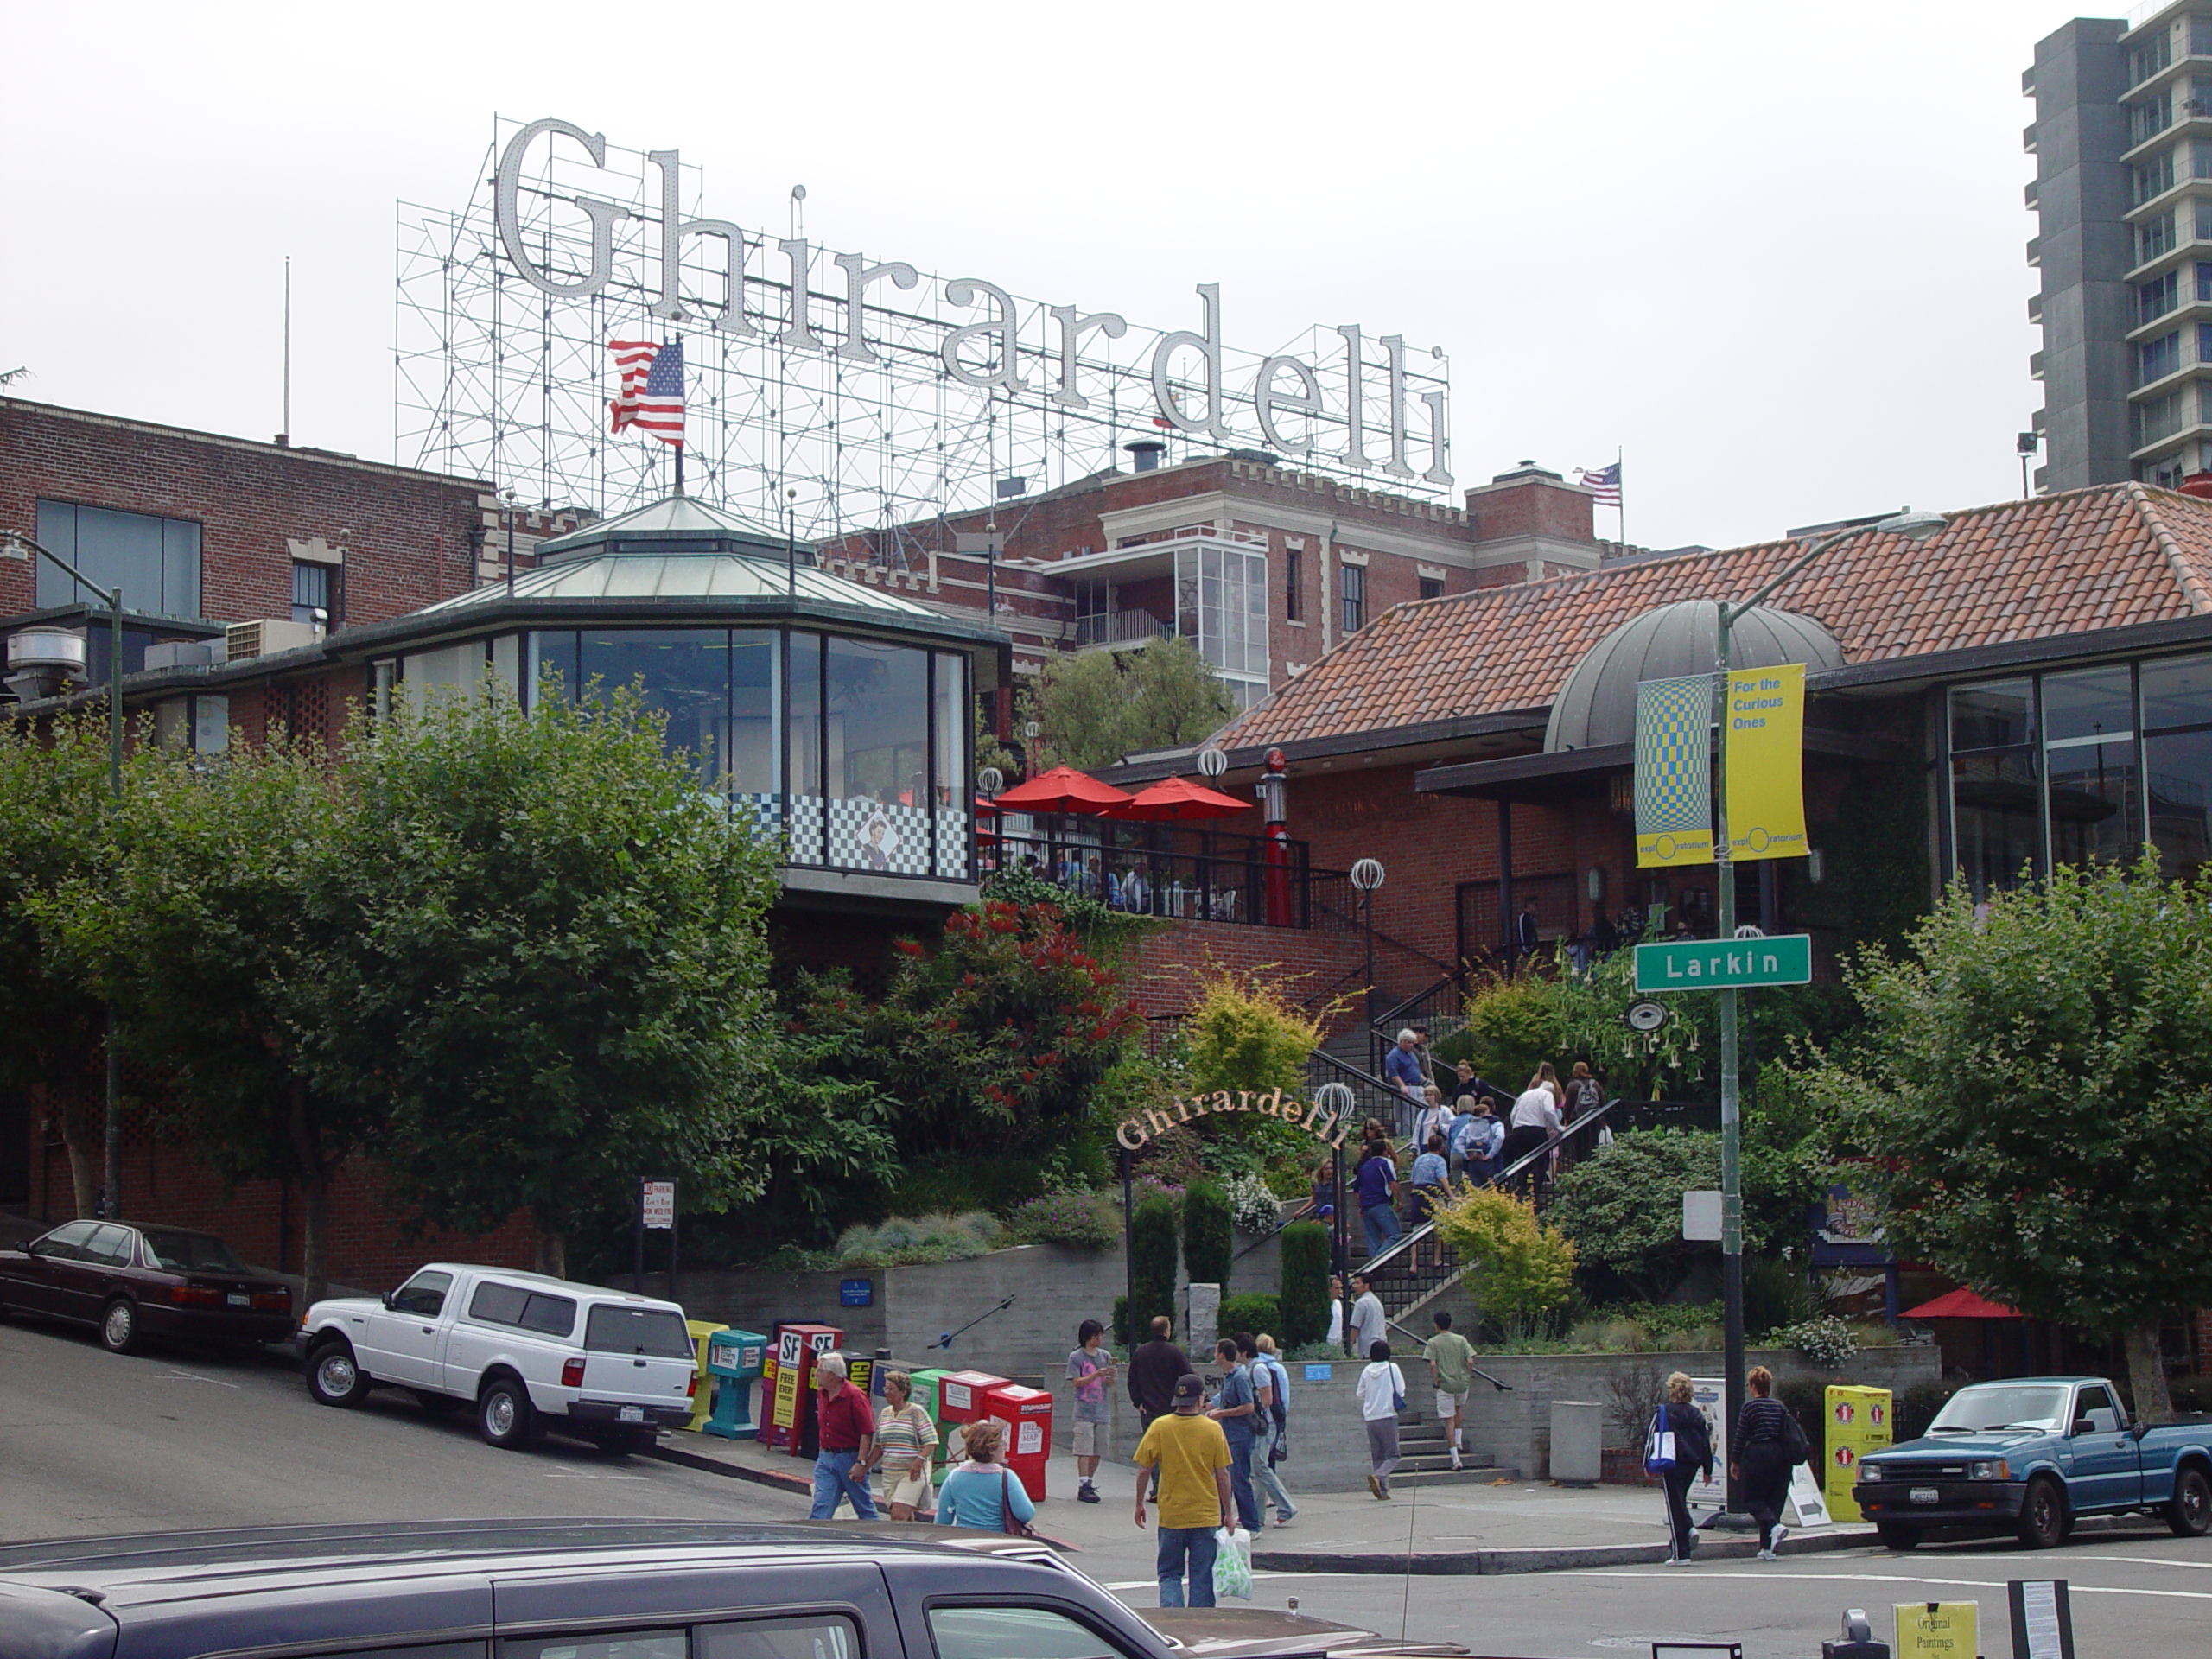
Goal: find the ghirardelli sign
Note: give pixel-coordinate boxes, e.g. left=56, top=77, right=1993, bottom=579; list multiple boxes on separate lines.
left=491, top=118, right=1451, bottom=486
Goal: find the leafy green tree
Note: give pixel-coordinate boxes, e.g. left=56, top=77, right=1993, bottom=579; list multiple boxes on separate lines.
left=1807, top=857, right=2212, bottom=1417
left=1023, top=635, right=1236, bottom=772
left=1431, top=1185, right=1577, bottom=1335
left=1544, top=1129, right=1818, bottom=1301
left=47, top=735, right=372, bottom=1301
left=1131, top=1193, right=1179, bottom=1337
left=1181, top=1178, right=1233, bottom=1290
left=301, top=686, right=785, bottom=1281
left=1278, top=1220, right=1331, bottom=1346
left=0, top=718, right=137, bottom=1217
left=1183, top=965, right=1325, bottom=1100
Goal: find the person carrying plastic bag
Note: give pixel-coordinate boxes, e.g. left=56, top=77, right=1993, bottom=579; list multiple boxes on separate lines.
left=1134, top=1373, right=1235, bottom=1607
left=1211, top=1520, right=1254, bottom=1601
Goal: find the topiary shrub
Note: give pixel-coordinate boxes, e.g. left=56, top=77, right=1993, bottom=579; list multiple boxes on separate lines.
left=1182, top=1179, right=1234, bottom=1291
left=1278, top=1221, right=1331, bottom=1348
left=1131, top=1193, right=1179, bottom=1336
left=1218, top=1292, right=1280, bottom=1341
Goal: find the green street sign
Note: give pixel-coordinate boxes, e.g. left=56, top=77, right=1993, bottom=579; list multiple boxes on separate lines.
left=1634, top=933, right=1812, bottom=992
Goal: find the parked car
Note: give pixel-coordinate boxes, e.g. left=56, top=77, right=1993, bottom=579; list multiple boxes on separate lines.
left=1853, top=1374, right=2212, bottom=1548
left=296, top=1262, right=697, bottom=1452
left=0, top=1219, right=294, bottom=1354
left=0, top=1520, right=1191, bottom=1659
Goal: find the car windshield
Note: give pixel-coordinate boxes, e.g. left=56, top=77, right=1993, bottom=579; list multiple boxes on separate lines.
left=139, top=1230, right=250, bottom=1273
left=584, top=1305, right=695, bottom=1358
left=1927, top=1383, right=2070, bottom=1434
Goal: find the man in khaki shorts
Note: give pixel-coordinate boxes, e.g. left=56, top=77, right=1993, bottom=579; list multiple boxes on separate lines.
left=1422, top=1308, right=1477, bottom=1471
left=1067, top=1318, right=1116, bottom=1503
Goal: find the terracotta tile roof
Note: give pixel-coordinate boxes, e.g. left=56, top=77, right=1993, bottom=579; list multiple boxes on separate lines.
left=1217, top=483, right=2212, bottom=752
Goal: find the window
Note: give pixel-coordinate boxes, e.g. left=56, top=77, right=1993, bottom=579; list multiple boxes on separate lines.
left=2197, top=16, right=2212, bottom=57
left=1949, top=679, right=2039, bottom=899
left=2133, top=92, right=2175, bottom=146
left=581, top=630, right=734, bottom=787
left=82, top=1224, right=134, bottom=1266
left=2044, top=664, right=2139, bottom=866
left=34, top=499, right=202, bottom=618
left=2135, top=389, right=2185, bottom=447
left=2077, top=1386, right=2122, bottom=1433
left=787, top=631, right=825, bottom=866
left=35, top=1221, right=99, bottom=1261
left=2197, top=260, right=2212, bottom=301
left=1284, top=549, right=1302, bottom=621
left=696, top=1618, right=858, bottom=1659
left=2140, top=651, right=2212, bottom=880
left=2134, top=30, right=2173, bottom=88
left=516, top=1293, right=577, bottom=1337
left=1418, top=575, right=1445, bottom=601
left=2142, top=210, right=2178, bottom=264
left=500, top=1631, right=685, bottom=1659
left=291, top=560, right=334, bottom=626
left=1339, top=562, right=1366, bottom=634
left=392, top=1270, right=454, bottom=1318
left=925, top=1607, right=1122, bottom=1659
left=140, top=1230, right=248, bottom=1273
left=468, top=1281, right=529, bottom=1325
left=2135, top=148, right=2177, bottom=206
left=2141, top=269, right=2180, bottom=322
left=585, top=1305, right=696, bottom=1359
left=153, top=693, right=228, bottom=754
left=2197, top=323, right=2212, bottom=365
left=2141, top=330, right=2183, bottom=385
left=826, top=636, right=931, bottom=876
left=466, top=1281, right=575, bottom=1335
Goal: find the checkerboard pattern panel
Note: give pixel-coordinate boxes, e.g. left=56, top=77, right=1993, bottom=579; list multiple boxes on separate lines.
left=785, top=792, right=826, bottom=866
left=934, top=806, right=970, bottom=880
left=826, top=797, right=931, bottom=876
left=1635, top=674, right=1713, bottom=836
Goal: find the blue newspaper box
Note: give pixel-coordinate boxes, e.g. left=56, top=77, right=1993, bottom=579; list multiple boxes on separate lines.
left=703, top=1326, right=769, bottom=1440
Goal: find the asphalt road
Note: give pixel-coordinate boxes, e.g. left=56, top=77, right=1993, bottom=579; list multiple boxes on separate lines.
left=3, top=1312, right=2209, bottom=1657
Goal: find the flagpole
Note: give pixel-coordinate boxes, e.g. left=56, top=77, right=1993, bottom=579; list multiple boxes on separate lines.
left=1617, top=444, right=1625, bottom=553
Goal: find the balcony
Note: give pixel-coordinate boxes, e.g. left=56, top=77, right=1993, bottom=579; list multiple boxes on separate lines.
left=1072, top=607, right=1173, bottom=650
left=986, top=821, right=1352, bottom=931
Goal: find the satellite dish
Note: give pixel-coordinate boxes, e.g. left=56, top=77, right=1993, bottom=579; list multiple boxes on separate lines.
left=1625, top=1001, right=1668, bottom=1033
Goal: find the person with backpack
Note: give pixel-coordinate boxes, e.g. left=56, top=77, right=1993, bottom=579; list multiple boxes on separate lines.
left=1207, top=1337, right=1262, bottom=1534
left=1249, top=1334, right=1298, bottom=1526
left=1649, top=1370, right=1714, bottom=1564
left=1560, top=1061, right=1604, bottom=1171
left=1452, top=1095, right=1505, bottom=1185
left=1729, top=1364, right=1812, bottom=1560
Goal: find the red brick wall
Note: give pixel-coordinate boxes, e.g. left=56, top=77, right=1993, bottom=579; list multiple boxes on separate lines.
left=1465, top=474, right=1595, bottom=543
left=22, top=1104, right=537, bottom=1294
left=0, top=399, right=487, bottom=630
left=1123, top=920, right=1365, bottom=1039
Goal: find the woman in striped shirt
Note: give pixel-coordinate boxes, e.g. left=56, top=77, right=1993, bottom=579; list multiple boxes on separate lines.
left=869, top=1370, right=940, bottom=1521
left=1729, top=1365, right=1806, bottom=1560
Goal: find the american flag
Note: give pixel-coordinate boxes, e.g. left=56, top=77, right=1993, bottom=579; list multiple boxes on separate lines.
left=608, top=337, right=684, bottom=446
left=1577, top=461, right=1622, bottom=507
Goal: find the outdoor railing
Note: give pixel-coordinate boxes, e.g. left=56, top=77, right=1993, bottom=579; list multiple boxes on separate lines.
left=1071, top=608, right=1174, bottom=648
left=988, top=825, right=1353, bottom=931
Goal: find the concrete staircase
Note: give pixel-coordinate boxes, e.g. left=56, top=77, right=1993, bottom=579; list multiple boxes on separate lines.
left=1389, top=1414, right=1505, bottom=1488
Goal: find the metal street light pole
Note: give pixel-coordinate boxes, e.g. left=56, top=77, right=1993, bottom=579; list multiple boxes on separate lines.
left=1708, top=506, right=1945, bottom=1513
left=1350, top=858, right=1385, bottom=1075
left=3, top=530, right=127, bottom=1217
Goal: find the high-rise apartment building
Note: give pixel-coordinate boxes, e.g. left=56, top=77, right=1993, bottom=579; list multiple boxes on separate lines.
left=2031, top=5, right=2212, bottom=490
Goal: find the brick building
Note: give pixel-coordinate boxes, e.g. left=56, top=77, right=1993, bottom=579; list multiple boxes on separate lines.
left=819, top=450, right=1611, bottom=706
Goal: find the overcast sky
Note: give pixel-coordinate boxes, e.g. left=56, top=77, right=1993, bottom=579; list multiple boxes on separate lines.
left=3, top=1, right=2094, bottom=552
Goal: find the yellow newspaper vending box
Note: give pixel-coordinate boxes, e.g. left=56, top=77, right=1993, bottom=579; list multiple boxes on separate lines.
left=1824, top=1383, right=1893, bottom=1523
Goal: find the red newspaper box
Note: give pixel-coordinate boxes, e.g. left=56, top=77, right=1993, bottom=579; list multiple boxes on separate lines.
left=983, top=1381, right=1054, bottom=1502
left=932, top=1369, right=1006, bottom=1427
left=761, top=1322, right=843, bottom=1456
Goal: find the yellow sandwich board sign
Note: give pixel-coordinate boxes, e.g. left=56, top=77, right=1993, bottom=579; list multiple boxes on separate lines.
left=1895, top=1601, right=1977, bottom=1659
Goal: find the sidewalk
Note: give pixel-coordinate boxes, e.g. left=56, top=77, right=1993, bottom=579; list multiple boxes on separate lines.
left=650, top=1432, right=1877, bottom=1575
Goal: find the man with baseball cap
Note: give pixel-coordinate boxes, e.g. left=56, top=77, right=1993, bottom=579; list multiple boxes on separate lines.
left=1133, top=1372, right=1234, bottom=1607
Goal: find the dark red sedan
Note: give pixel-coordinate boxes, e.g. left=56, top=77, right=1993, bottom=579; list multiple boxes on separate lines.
left=0, top=1220, right=294, bottom=1353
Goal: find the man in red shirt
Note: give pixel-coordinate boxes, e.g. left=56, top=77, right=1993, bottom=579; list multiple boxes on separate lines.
left=808, top=1353, right=879, bottom=1520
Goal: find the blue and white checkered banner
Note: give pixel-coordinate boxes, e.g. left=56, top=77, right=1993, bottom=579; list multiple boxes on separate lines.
left=1635, top=674, right=1715, bottom=868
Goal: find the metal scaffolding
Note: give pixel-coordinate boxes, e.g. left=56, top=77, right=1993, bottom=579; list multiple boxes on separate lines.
left=396, top=118, right=1452, bottom=546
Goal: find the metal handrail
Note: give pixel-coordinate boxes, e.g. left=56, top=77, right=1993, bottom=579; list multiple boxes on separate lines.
left=1356, top=1096, right=1627, bottom=1282
left=1381, top=1314, right=1512, bottom=1389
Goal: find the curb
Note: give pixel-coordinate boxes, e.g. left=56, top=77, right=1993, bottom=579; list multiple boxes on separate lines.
left=1253, top=1525, right=1879, bottom=1576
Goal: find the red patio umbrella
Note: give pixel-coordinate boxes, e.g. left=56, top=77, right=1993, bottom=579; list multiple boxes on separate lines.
left=991, top=766, right=1133, bottom=815
left=1902, top=1287, right=2021, bottom=1320
left=1102, top=775, right=1252, bottom=822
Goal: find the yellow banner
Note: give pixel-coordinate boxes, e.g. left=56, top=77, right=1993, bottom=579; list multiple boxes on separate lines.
left=1723, top=662, right=1807, bottom=862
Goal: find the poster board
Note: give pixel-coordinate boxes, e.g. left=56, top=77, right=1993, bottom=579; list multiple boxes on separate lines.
left=1786, top=1461, right=1832, bottom=1528
left=1687, top=1376, right=1726, bottom=1507
left=1825, top=1384, right=1893, bottom=1522
left=1894, top=1602, right=1977, bottom=1659
left=2008, top=1580, right=2075, bottom=1659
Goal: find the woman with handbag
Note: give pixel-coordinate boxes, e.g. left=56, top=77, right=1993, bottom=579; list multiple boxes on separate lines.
left=1357, top=1339, right=1408, bottom=1500
left=933, top=1420, right=1036, bottom=1534
left=868, top=1370, right=939, bottom=1522
left=1728, top=1365, right=1808, bottom=1560
left=1649, top=1371, right=1714, bottom=1564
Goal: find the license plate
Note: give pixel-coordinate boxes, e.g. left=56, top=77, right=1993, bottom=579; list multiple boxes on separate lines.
left=619, top=1405, right=645, bottom=1423
left=226, top=1293, right=251, bottom=1306
left=1910, top=1487, right=1940, bottom=1505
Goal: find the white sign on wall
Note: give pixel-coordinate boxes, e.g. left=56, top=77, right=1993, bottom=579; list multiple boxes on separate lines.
left=640, top=1179, right=677, bottom=1230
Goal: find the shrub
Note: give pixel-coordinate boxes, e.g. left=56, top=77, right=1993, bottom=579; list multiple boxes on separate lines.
left=1744, top=1256, right=1814, bottom=1334
left=1224, top=1171, right=1283, bottom=1234
left=1002, top=1189, right=1118, bottom=1250
left=1764, top=1314, right=1859, bottom=1370
left=1182, top=1179, right=1234, bottom=1290
left=1278, top=1222, right=1332, bottom=1348
left=1218, top=1293, right=1281, bottom=1340
left=1113, top=1294, right=1130, bottom=1348
left=1433, top=971, right=1565, bottom=1088
left=1431, top=1185, right=1577, bottom=1332
left=833, top=1210, right=1002, bottom=1268
left=1183, top=963, right=1326, bottom=1099
left=2171, top=1375, right=2212, bottom=1415
left=1131, top=1194, right=1179, bottom=1335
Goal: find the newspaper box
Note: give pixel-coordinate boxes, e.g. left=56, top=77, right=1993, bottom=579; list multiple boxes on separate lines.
left=932, top=1369, right=1006, bottom=1427
left=762, top=1322, right=843, bottom=1456
left=908, top=1368, right=954, bottom=1476
left=703, top=1327, right=767, bottom=1440
left=982, top=1381, right=1054, bottom=1502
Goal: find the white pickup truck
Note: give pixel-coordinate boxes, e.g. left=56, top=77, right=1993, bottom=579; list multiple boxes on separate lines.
left=297, top=1262, right=698, bottom=1452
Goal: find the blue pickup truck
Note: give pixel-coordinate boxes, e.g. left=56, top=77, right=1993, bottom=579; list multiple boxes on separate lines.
left=1853, top=1375, right=2212, bottom=1549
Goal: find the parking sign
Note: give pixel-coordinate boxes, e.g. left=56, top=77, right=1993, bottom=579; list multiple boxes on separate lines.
left=641, top=1179, right=677, bottom=1230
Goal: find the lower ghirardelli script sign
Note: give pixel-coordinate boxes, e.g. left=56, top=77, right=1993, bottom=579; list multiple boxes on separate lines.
left=1116, top=1090, right=1354, bottom=1152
